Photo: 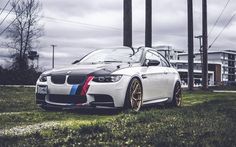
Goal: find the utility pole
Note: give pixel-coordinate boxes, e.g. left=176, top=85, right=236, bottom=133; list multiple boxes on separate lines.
left=195, top=35, right=203, bottom=63
left=145, top=0, right=152, bottom=47
left=187, top=0, right=194, bottom=91
left=195, top=35, right=204, bottom=85
left=123, top=0, right=132, bottom=47
left=51, top=45, right=56, bottom=69
left=202, top=0, right=208, bottom=90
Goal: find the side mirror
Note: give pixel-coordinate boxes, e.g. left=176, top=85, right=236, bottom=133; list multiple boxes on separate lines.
left=145, top=59, right=160, bottom=66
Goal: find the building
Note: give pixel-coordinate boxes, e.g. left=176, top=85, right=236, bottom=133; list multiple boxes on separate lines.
left=170, top=60, right=221, bottom=86
left=153, top=46, right=184, bottom=60
left=178, top=50, right=236, bottom=83
left=154, top=46, right=236, bottom=86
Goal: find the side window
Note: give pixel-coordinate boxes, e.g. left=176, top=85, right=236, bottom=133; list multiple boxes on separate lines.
left=160, top=56, right=170, bottom=67
left=145, top=51, right=161, bottom=66
left=146, top=50, right=171, bottom=67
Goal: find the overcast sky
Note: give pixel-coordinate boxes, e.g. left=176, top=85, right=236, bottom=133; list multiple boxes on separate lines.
left=0, top=0, right=235, bottom=69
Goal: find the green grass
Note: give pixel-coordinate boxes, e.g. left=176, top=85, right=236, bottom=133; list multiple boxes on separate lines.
left=0, top=87, right=235, bottom=146
left=0, top=87, right=36, bottom=112
left=0, top=87, right=112, bottom=131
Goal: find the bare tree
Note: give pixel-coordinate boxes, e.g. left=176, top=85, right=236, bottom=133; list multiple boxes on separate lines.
left=3, top=0, right=43, bottom=70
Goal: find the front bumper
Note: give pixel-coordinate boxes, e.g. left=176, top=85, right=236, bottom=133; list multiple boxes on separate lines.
left=36, top=75, right=131, bottom=109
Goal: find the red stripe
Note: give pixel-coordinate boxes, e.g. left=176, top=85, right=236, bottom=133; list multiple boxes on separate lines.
left=80, top=76, right=94, bottom=96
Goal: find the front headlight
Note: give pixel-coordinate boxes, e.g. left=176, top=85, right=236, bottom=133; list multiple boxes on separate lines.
left=39, top=75, right=47, bottom=82
left=93, top=75, right=122, bottom=83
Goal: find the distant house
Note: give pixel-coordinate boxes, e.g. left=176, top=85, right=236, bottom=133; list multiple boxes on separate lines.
left=154, top=46, right=236, bottom=86
left=170, top=60, right=220, bottom=86
left=153, top=46, right=184, bottom=60
left=179, top=50, right=236, bottom=84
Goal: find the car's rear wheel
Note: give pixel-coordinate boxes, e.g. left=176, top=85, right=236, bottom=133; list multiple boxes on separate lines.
left=124, top=78, right=143, bottom=111
left=170, top=82, right=182, bottom=107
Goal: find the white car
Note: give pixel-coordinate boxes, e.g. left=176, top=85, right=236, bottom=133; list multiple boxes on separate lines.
left=36, top=47, right=182, bottom=111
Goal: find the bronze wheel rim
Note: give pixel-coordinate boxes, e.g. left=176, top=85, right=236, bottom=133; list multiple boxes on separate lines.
left=175, top=83, right=182, bottom=106
left=130, top=79, right=142, bottom=111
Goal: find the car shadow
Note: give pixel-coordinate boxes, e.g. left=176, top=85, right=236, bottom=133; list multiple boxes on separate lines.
left=140, top=103, right=167, bottom=111
left=48, top=102, right=169, bottom=115
left=64, top=108, right=122, bottom=115
left=63, top=103, right=168, bottom=115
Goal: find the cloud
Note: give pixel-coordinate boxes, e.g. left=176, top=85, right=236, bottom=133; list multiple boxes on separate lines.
left=0, top=49, right=11, bottom=58
left=0, top=0, right=236, bottom=69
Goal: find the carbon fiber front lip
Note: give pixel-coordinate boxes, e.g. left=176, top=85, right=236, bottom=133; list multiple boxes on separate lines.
left=40, top=102, right=119, bottom=110
left=45, top=98, right=89, bottom=106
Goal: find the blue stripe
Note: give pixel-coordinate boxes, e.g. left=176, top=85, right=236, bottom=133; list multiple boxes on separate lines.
left=70, top=85, right=79, bottom=95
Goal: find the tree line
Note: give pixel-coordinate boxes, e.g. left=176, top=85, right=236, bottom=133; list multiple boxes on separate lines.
left=0, top=0, right=43, bottom=85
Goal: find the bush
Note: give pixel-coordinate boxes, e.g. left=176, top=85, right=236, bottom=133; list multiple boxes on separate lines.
left=0, top=66, right=41, bottom=85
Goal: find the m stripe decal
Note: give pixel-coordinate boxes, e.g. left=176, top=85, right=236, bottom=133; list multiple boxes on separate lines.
left=70, top=85, right=79, bottom=95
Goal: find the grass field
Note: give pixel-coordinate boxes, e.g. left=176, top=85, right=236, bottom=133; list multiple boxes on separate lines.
left=0, top=87, right=235, bottom=146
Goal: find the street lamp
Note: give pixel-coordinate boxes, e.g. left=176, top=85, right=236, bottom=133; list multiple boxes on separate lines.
left=51, top=45, right=56, bottom=68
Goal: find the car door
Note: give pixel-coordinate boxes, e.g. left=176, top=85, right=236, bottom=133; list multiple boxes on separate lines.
left=159, top=54, right=174, bottom=98
left=141, top=51, right=168, bottom=101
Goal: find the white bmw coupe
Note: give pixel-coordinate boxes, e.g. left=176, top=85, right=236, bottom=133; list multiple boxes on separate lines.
left=36, top=47, right=182, bottom=111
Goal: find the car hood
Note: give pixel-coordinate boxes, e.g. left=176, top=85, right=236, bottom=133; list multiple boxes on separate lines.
left=42, top=63, right=136, bottom=76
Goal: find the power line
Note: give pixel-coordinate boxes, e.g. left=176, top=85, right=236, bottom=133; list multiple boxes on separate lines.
left=0, top=0, right=28, bottom=35
left=0, top=0, right=11, bottom=16
left=0, top=14, right=17, bottom=35
left=42, top=16, right=123, bottom=32
left=44, top=16, right=121, bottom=31
left=0, top=2, right=144, bottom=34
left=209, top=12, right=236, bottom=49
left=208, top=0, right=231, bottom=36
left=0, top=0, right=21, bottom=26
left=1, top=8, right=125, bottom=32
left=0, top=7, right=14, bottom=26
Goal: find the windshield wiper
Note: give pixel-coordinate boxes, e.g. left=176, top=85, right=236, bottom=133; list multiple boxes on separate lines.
left=131, top=47, right=135, bottom=55
left=72, top=60, right=81, bottom=64
left=130, top=46, right=143, bottom=57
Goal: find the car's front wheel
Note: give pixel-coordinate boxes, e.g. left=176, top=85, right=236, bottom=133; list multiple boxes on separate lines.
left=124, top=78, right=143, bottom=111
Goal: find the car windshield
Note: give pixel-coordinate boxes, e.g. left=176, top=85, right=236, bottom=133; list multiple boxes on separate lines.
left=78, top=48, right=143, bottom=64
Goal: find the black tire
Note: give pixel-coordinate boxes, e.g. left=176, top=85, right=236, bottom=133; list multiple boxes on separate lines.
left=170, top=82, right=182, bottom=107
left=124, top=78, right=143, bottom=111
